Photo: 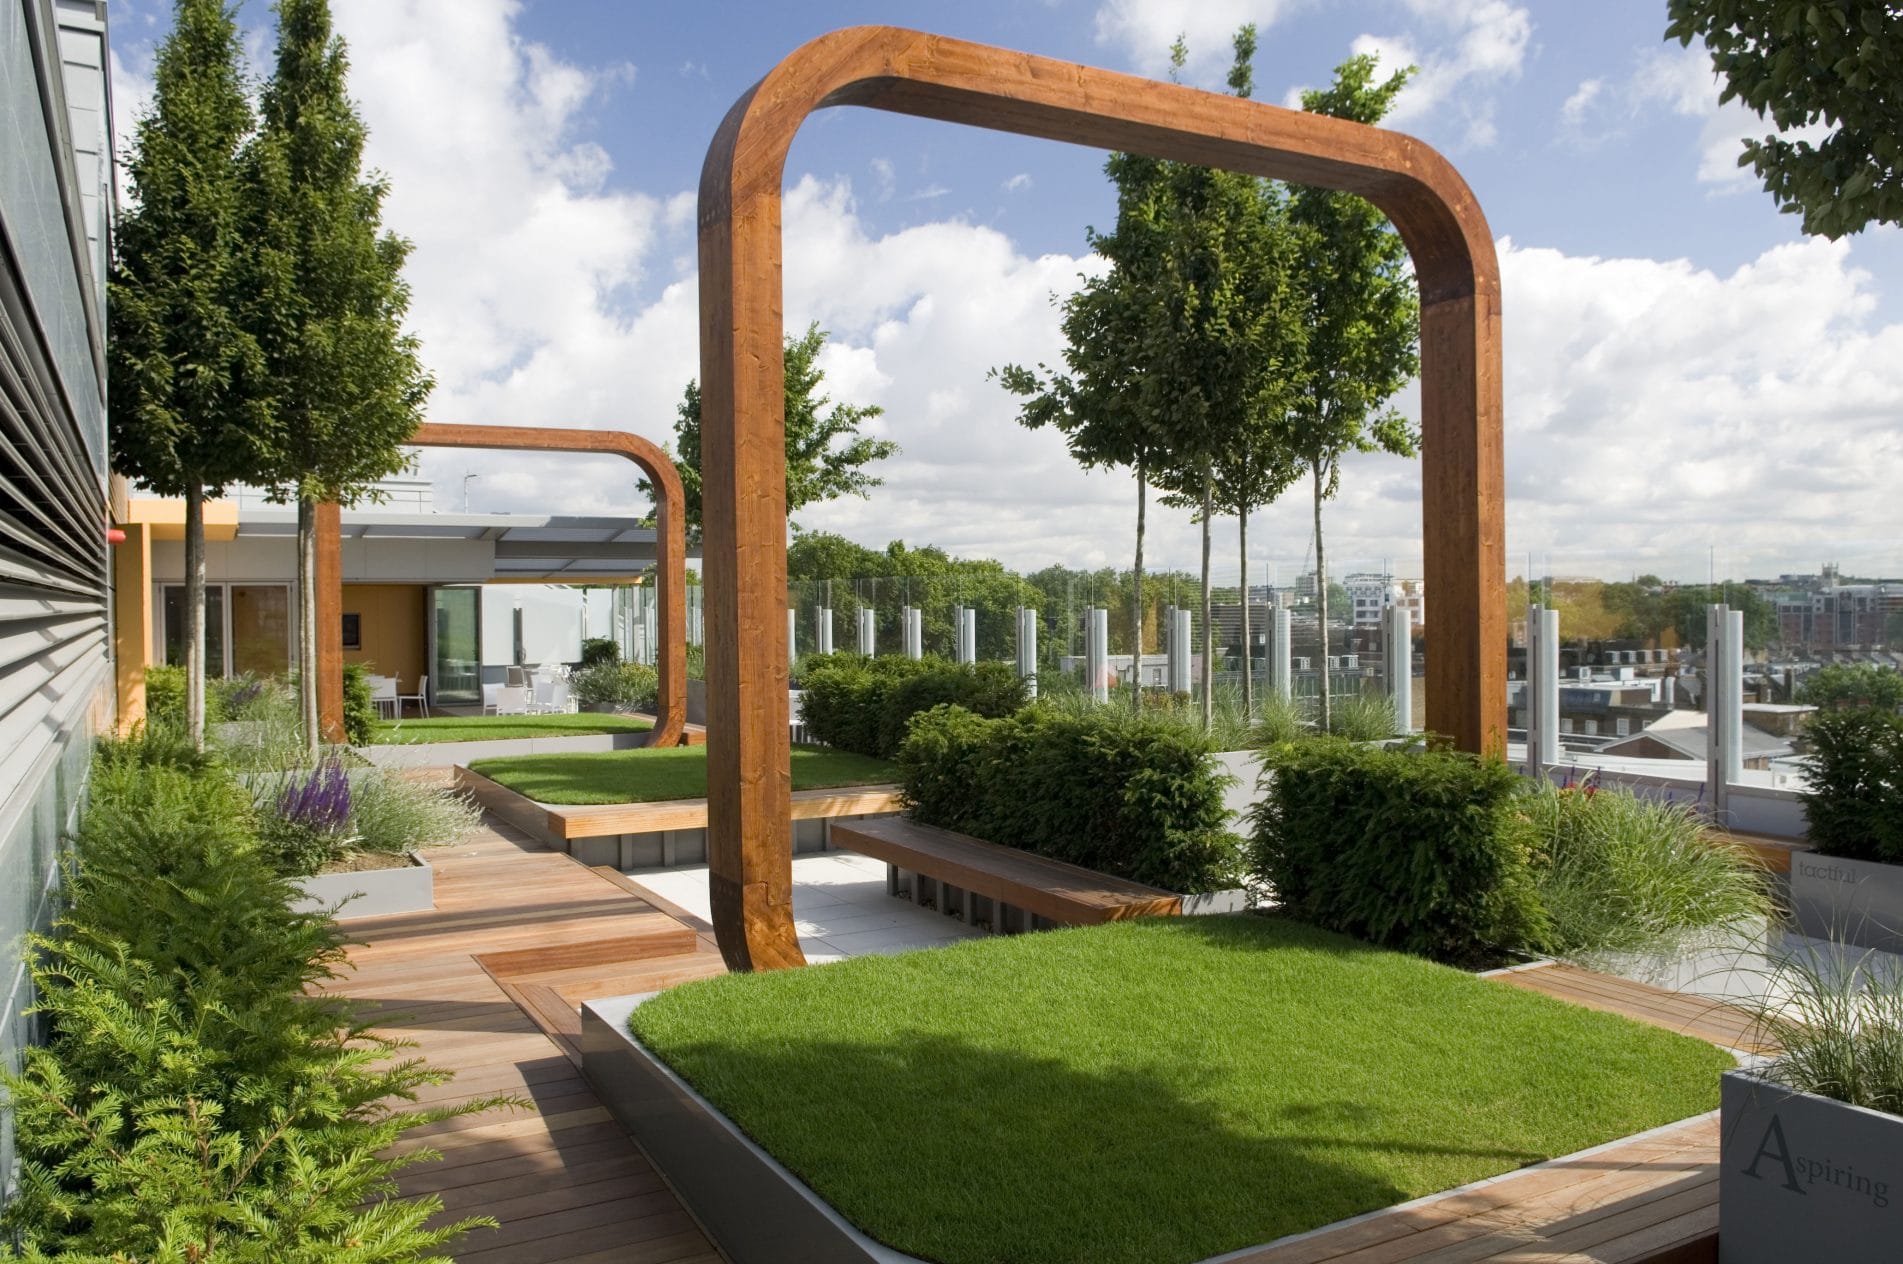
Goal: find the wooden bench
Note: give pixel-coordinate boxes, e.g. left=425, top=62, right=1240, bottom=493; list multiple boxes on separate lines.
left=828, top=816, right=1182, bottom=935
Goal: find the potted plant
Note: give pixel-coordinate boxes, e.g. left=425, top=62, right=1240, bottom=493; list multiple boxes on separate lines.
left=1718, top=943, right=1903, bottom=1263
left=571, top=661, right=659, bottom=714
left=1791, top=706, right=1903, bottom=952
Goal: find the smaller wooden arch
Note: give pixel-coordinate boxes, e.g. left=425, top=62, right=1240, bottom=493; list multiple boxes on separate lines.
left=316, top=423, right=687, bottom=748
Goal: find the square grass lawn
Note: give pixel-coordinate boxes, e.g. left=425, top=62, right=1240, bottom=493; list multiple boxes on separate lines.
left=468, top=742, right=897, bottom=805
left=371, top=712, right=653, bottom=744
left=630, top=915, right=1733, bottom=1264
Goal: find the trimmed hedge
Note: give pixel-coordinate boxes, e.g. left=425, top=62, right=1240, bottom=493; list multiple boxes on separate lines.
left=800, top=654, right=1027, bottom=759
left=1802, top=706, right=1903, bottom=864
left=1248, top=739, right=1546, bottom=965
left=897, top=704, right=1242, bottom=894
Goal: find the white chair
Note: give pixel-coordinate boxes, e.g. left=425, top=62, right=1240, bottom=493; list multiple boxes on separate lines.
left=505, top=665, right=528, bottom=688
left=492, top=685, right=530, bottom=716
left=367, top=674, right=398, bottom=720
left=531, top=679, right=558, bottom=714
left=395, top=675, right=429, bottom=718
left=543, top=680, right=572, bottom=714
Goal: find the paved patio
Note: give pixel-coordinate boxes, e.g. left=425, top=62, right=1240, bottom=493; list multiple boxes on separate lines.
left=630, top=850, right=984, bottom=963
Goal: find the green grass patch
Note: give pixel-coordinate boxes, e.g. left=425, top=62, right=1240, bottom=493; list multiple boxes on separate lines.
left=470, top=743, right=897, bottom=804
left=630, top=916, right=1731, bottom=1264
left=371, top=712, right=653, bottom=744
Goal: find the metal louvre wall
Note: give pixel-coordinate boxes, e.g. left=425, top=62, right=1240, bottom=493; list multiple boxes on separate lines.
left=0, top=0, right=112, bottom=1194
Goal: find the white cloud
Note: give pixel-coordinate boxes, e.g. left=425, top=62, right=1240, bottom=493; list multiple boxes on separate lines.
left=1093, top=0, right=1301, bottom=83
left=1003, top=173, right=1034, bottom=193
left=1562, top=45, right=1827, bottom=190
left=1350, top=0, right=1532, bottom=147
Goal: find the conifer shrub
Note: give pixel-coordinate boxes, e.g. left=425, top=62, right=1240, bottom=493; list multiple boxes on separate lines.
left=1248, top=739, right=1546, bottom=965
left=897, top=704, right=1241, bottom=893
left=800, top=654, right=1028, bottom=758
left=1801, top=706, right=1903, bottom=864
left=341, top=661, right=378, bottom=745
left=2, top=746, right=511, bottom=1260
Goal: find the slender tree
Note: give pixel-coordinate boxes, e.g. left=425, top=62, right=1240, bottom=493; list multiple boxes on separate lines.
left=1666, top=0, right=1903, bottom=239
left=249, top=0, right=432, bottom=748
left=1000, top=27, right=1300, bottom=725
left=673, top=323, right=898, bottom=533
left=995, top=260, right=1163, bottom=709
left=109, top=0, right=278, bottom=749
left=1280, top=56, right=1422, bottom=732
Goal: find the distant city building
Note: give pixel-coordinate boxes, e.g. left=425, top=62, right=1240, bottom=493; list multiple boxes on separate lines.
left=1772, top=564, right=1902, bottom=649
left=1343, top=574, right=1425, bottom=628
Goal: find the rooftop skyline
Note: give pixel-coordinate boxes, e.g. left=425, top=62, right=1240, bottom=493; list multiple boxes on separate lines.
left=106, top=0, right=1903, bottom=582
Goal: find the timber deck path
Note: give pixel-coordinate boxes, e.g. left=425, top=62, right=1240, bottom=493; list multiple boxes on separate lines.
left=328, top=808, right=1755, bottom=1263
left=318, top=816, right=725, bottom=1264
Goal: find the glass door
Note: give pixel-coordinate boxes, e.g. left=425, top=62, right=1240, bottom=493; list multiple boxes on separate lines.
left=230, top=585, right=290, bottom=676
left=430, top=586, right=481, bottom=706
left=161, top=585, right=227, bottom=677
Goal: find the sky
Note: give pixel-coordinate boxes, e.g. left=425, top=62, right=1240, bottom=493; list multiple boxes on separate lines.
left=105, top=0, right=1903, bottom=585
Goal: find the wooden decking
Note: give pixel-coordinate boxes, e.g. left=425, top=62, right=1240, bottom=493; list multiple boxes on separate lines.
left=321, top=818, right=726, bottom=1263
left=454, top=764, right=902, bottom=844
left=331, top=809, right=1755, bottom=1263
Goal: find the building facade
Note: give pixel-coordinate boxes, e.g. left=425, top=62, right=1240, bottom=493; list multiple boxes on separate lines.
left=0, top=0, right=114, bottom=1185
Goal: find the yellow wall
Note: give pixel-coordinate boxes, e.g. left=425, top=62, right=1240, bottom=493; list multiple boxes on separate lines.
left=341, top=584, right=427, bottom=692
left=111, top=522, right=152, bottom=733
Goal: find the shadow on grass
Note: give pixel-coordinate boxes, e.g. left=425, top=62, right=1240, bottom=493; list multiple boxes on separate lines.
left=649, top=1026, right=1540, bottom=1264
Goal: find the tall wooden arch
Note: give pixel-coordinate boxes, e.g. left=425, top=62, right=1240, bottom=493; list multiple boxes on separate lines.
left=316, top=422, right=688, bottom=750
left=699, top=26, right=1505, bottom=972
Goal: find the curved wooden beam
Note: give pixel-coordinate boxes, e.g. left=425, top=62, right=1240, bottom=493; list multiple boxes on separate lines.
left=698, top=26, right=1506, bottom=972
left=317, top=423, right=688, bottom=749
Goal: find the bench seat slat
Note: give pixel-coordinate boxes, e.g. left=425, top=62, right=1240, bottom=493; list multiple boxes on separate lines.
left=829, top=817, right=1181, bottom=926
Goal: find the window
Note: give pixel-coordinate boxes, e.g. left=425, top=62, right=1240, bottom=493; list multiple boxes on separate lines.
left=341, top=612, right=362, bottom=651
left=161, top=583, right=290, bottom=677
left=1616, top=718, right=1630, bottom=737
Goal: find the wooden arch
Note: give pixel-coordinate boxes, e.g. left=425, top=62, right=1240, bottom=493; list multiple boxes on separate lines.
left=698, top=26, right=1505, bottom=972
left=316, top=422, right=688, bottom=750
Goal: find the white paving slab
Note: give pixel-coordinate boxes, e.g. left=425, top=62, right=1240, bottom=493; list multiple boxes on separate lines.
left=628, top=851, right=983, bottom=962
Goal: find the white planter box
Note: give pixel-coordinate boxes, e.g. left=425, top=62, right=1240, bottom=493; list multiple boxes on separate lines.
left=291, top=851, right=432, bottom=919
left=1719, top=1069, right=1903, bottom=1263
left=1789, top=852, right=1903, bottom=954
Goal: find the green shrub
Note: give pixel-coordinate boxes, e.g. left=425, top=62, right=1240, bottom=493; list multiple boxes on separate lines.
left=1746, top=940, right=1903, bottom=1116
left=1, top=740, right=509, bottom=1260
left=581, top=636, right=620, bottom=667
left=801, top=654, right=1028, bottom=759
left=1327, top=692, right=1398, bottom=741
left=1520, top=781, right=1771, bottom=959
left=571, top=661, right=659, bottom=711
left=1801, top=706, right=1903, bottom=864
left=898, top=704, right=1242, bottom=893
left=1249, top=739, right=1546, bottom=964
left=142, top=663, right=186, bottom=729
left=342, top=662, right=378, bottom=745
left=1250, top=691, right=1312, bottom=745
left=348, top=772, right=482, bottom=855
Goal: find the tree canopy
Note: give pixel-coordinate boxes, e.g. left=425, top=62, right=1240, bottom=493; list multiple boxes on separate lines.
left=674, top=323, right=898, bottom=532
left=109, top=0, right=278, bottom=504
left=1798, top=662, right=1903, bottom=712
left=1666, top=0, right=1903, bottom=238
left=249, top=0, right=431, bottom=507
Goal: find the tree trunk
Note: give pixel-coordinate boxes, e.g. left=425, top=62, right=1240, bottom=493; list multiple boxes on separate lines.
left=1239, top=507, right=1252, bottom=718
left=184, top=479, right=207, bottom=749
left=1199, top=467, right=1214, bottom=731
left=297, top=495, right=319, bottom=754
left=1131, top=458, right=1146, bottom=712
left=1313, top=462, right=1331, bottom=734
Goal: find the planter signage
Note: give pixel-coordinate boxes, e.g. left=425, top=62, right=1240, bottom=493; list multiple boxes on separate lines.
left=1789, top=854, right=1903, bottom=953
left=1720, top=1070, right=1899, bottom=1263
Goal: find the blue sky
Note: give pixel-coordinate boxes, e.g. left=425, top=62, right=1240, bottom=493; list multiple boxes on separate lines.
left=107, top=0, right=1903, bottom=583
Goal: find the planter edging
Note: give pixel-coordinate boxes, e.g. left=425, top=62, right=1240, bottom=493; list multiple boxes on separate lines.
left=1788, top=852, right=1903, bottom=953
left=582, top=995, right=925, bottom=1264
left=1718, top=1067, right=1903, bottom=1263
left=291, top=850, right=432, bottom=919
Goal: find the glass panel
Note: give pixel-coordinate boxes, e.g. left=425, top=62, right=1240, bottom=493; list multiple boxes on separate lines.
left=431, top=586, right=481, bottom=705
left=229, top=585, right=289, bottom=677
left=161, top=585, right=226, bottom=677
